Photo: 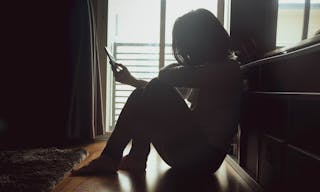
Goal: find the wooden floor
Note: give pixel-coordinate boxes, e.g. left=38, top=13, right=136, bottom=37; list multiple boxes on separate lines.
left=52, top=141, right=254, bottom=192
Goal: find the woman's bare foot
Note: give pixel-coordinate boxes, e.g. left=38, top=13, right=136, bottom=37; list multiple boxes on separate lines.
left=73, top=155, right=119, bottom=175
left=118, top=154, right=146, bottom=172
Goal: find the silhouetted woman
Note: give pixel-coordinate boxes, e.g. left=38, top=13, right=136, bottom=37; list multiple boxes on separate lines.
left=77, top=8, right=241, bottom=174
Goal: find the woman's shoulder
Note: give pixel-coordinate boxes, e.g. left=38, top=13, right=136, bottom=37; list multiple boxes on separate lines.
left=204, top=59, right=241, bottom=89
left=203, top=59, right=240, bottom=75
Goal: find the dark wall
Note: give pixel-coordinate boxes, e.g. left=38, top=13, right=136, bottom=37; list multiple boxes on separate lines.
left=230, top=0, right=278, bottom=63
left=1, top=1, right=76, bottom=148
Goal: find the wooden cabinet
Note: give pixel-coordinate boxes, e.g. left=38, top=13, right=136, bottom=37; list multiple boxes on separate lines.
left=289, top=95, right=320, bottom=155
left=240, top=41, right=320, bottom=190
left=258, top=135, right=285, bottom=190
left=283, top=145, right=320, bottom=192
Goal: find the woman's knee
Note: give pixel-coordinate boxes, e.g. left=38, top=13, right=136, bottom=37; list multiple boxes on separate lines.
left=123, top=88, right=145, bottom=109
left=127, top=88, right=144, bottom=100
left=145, top=78, right=170, bottom=92
left=144, top=78, right=179, bottom=99
left=132, top=87, right=144, bottom=96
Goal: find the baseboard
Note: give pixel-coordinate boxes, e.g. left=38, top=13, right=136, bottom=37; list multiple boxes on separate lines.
left=225, top=155, right=263, bottom=192
left=94, top=132, right=111, bottom=141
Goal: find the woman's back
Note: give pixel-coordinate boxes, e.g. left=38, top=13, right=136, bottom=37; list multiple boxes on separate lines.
left=191, top=59, right=241, bottom=154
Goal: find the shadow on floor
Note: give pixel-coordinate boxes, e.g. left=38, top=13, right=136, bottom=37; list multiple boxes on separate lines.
left=125, top=169, right=222, bottom=192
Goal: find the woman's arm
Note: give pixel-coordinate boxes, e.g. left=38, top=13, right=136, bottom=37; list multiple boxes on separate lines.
left=116, top=63, right=182, bottom=88
left=115, top=63, right=148, bottom=88
left=158, top=60, right=240, bottom=88
left=160, top=63, right=181, bottom=70
left=130, top=79, right=148, bottom=88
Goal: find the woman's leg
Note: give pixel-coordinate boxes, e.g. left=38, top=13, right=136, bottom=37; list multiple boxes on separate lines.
left=101, top=88, right=149, bottom=162
left=75, top=88, right=148, bottom=174
left=101, top=77, right=194, bottom=170
left=143, top=78, right=224, bottom=173
left=76, top=78, right=222, bottom=174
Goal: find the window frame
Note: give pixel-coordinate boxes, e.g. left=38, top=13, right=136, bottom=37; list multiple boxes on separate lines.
left=302, top=0, right=311, bottom=39
left=277, top=0, right=317, bottom=47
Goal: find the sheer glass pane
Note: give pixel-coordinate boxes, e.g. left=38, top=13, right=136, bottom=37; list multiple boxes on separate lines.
left=308, top=0, right=320, bottom=37
left=276, top=0, right=305, bottom=46
left=107, top=0, right=160, bottom=129
left=108, top=0, right=160, bottom=44
left=164, top=0, right=218, bottom=66
left=224, top=0, right=232, bottom=33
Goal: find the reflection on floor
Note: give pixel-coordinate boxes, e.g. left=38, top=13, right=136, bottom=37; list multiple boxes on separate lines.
left=53, top=141, right=254, bottom=192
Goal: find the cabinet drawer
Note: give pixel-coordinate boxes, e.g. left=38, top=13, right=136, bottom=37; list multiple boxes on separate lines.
left=258, top=135, right=285, bottom=189
left=283, top=145, right=320, bottom=191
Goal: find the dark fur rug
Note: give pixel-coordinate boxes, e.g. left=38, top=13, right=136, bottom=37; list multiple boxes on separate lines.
left=0, top=147, right=87, bottom=192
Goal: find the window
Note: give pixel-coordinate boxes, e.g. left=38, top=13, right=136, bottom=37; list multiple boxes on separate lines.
left=106, top=0, right=231, bottom=130
left=308, top=0, right=320, bottom=37
left=106, top=0, right=160, bottom=129
left=276, top=0, right=320, bottom=46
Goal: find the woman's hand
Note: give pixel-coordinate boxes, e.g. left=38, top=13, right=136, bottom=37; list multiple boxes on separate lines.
left=114, top=63, right=148, bottom=88
left=160, top=63, right=180, bottom=72
left=114, top=63, right=137, bottom=85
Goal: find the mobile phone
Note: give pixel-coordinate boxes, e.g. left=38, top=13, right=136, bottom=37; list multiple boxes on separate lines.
left=104, top=46, right=119, bottom=73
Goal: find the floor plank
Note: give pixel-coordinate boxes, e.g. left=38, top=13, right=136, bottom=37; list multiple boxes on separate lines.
left=52, top=141, right=254, bottom=192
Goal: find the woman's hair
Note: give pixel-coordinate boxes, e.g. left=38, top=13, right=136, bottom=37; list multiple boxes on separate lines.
left=172, top=9, right=232, bottom=65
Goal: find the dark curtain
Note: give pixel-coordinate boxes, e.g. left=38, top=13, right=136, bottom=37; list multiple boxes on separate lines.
left=66, top=0, right=104, bottom=141
left=0, top=0, right=105, bottom=148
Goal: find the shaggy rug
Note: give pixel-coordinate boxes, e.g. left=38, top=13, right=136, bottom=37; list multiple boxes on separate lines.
left=0, top=147, right=87, bottom=192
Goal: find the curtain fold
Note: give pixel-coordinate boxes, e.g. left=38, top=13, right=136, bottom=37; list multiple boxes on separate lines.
left=66, top=0, right=104, bottom=141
